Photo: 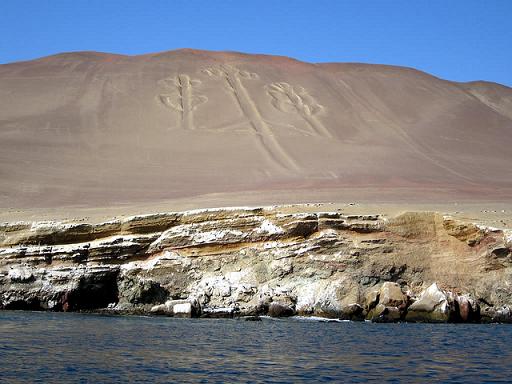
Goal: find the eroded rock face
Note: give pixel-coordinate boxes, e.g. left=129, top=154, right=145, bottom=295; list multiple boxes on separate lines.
left=366, top=282, right=408, bottom=322
left=1, top=206, right=511, bottom=322
left=405, top=283, right=454, bottom=322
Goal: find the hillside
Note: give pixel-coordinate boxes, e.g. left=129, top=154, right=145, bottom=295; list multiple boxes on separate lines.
left=1, top=49, right=511, bottom=209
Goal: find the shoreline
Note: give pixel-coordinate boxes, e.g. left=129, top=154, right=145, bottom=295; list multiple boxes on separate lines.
left=1, top=204, right=511, bottom=324
left=2, top=309, right=512, bottom=324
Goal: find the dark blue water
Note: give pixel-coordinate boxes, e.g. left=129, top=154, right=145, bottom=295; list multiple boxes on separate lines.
left=1, top=311, right=511, bottom=383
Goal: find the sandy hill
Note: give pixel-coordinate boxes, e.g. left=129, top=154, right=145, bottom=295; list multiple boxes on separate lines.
left=1, top=49, right=511, bottom=210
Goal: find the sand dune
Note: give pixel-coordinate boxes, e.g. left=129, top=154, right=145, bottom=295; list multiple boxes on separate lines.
left=1, top=49, right=511, bottom=210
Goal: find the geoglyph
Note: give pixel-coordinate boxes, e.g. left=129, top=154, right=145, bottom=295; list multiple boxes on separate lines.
left=158, top=74, right=207, bottom=130
left=203, top=65, right=299, bottom=171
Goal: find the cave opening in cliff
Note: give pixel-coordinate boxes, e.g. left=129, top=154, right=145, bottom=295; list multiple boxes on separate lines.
left=63, top=272, right=120, bottom=311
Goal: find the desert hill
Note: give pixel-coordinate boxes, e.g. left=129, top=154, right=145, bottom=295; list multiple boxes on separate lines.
left=1, top=49, right=511, bottom=209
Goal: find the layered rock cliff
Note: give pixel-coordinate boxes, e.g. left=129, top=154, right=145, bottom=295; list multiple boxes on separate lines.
left=1, top=206, right=511, bottom=322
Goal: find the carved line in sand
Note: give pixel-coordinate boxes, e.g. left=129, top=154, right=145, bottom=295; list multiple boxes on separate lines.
left=338, top=78, right=475, bottom=183
left=266, top=82, right=333, bottom=139
left=203, top=64, right=299, bottom=171
left=158, top=74, right=207, bottom=130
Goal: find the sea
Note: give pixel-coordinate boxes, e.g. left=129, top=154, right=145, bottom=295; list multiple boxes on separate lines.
left=0, top=311, right=511, bottom=383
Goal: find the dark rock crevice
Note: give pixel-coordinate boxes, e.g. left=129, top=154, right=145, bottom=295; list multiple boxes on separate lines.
left=61, top=271, right=120, bottom=311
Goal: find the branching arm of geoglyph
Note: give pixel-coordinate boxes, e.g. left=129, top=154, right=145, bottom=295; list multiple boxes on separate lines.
left=267, top=82, right=332, bottom=139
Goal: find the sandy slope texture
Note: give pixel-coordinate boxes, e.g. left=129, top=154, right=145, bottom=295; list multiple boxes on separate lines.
left=1, top=49, right=511, bottom=211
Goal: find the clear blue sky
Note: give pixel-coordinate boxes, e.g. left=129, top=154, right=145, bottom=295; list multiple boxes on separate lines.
left=1, top=0, right=511, bottom=86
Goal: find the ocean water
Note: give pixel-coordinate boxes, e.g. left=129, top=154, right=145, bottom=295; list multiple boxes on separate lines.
left=0, top=312, right=511, bottom=383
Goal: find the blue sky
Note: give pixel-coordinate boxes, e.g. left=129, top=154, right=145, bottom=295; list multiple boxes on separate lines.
left=1, top=1, right=511, bottom=86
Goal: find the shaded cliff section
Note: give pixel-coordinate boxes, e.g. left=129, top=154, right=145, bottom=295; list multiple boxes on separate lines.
left=1, top=206, right=511, bottom=322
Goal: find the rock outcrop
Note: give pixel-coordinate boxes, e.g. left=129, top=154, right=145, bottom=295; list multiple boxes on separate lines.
left=1, top=206, right=511, bottom=322
left=405, top=283, right=455, bottom=322
left=366, top=282, right=408, bottom=322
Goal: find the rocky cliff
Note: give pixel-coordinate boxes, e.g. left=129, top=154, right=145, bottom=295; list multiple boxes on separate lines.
left=1, top=205, right=511, bottom=322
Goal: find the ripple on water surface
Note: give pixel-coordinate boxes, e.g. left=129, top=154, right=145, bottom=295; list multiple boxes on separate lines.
left=0, top=311, right=511, bottom=383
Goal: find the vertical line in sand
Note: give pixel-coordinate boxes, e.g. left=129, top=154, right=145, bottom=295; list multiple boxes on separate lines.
left=303, top=113, right=332, bottom=139
left=179, top=74, right=195, bottom=131
left=223, top=69, right=299, bottom=172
